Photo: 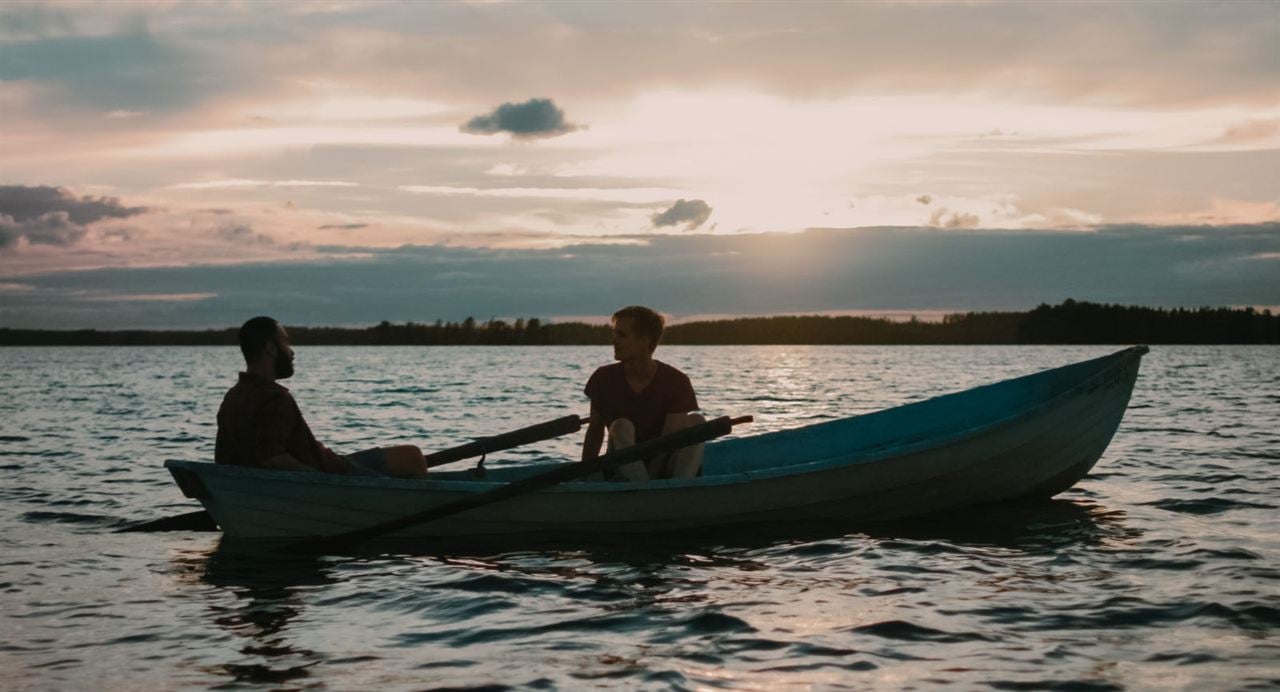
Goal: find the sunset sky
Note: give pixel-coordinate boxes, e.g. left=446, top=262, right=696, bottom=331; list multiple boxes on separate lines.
left=1, top=1, right=1277, bottom=328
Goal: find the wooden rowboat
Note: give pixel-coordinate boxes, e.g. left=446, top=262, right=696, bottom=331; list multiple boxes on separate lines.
left=165, top=346, right=1148, bottom=540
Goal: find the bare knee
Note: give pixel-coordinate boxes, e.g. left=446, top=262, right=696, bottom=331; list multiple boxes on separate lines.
left=608, top=418, right=636, bottom=448
left=609, top=418, right=635, bottom=436
left=386, top=444, right=423, bottom=459
left=384, top=445, right=427, bottom=478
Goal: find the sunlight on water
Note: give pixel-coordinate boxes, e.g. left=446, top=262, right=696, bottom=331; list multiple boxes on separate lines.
left=0, top=345, right=1276, bottom=689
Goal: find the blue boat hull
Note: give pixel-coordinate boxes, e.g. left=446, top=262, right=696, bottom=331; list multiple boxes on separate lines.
left=166, top=347, right=1148, bottom=539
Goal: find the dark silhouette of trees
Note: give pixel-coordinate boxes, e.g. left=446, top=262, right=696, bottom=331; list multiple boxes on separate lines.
left=662, top=312, right=1022, bottom=345
left=1, top=300, right=1274, bottom=346
left=1018, top=299, right=1278, bottom=344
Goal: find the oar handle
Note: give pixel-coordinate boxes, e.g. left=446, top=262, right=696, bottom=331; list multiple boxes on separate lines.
left=423, top=414, right=588, bottom=468
left=290, top=414, right=752, bottom=553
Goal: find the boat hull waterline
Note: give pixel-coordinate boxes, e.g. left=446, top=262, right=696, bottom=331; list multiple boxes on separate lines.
left=166, top=347, right=1148, bottom=539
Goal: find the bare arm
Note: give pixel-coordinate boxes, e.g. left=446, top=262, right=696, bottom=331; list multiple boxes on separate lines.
left=580, top=403, right=606, bottom=463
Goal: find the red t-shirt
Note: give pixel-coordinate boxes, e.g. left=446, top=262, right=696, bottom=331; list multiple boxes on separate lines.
left=584, top=361, right=698, bottom=443
left=215, top=372, right=348, bottom=473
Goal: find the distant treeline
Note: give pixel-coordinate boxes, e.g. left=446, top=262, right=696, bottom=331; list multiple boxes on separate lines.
left=0, top=300, right=1275, bottom=346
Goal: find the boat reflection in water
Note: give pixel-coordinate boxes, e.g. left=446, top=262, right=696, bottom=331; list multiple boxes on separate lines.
left=167, top=495, right=1133, bottom=687
left=172, top=546, right=336, bottom=686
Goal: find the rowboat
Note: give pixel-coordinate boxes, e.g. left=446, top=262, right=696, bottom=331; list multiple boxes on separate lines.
left=165, top=346, right=1148, bottom=540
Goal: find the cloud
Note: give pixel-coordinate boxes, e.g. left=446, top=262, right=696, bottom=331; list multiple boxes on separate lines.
left=652, top=199, right=712, bottom=230
left=0, top=185, right=147, bottom=249
left=171, top=179, right=359, bottom=190
left=398, top=184, right=682, bottom=203
left=249, top=3, right=1277, bottom=109
left=318, top=223, right=369, bottom=230
left=916, top=195, right=933, bottom=205
left=0, top=4, right=77, bottom=41
left=0, top=28, right=224, bottom=115
left=0, top=211, right=80, bottom=248
left=4, top=2, right=1274, bottom=133
left=2, top=223, right=1276, bottom=329
left=81, top=292, right=217, bottom=303
left=460, top=98, right=581, bottom=139
left=929, top=208, right=980, bottom=229
left=216, top=224, right=275, bottom=245
left=0, top=185, right=147, bottom=226
left=1215, top=118, right=1280, bottom=144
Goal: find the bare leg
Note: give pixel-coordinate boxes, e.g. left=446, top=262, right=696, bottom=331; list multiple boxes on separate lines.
left=608, top=418, right=648, bottom=482
left=653, top=413, right=706, bottom=479
left=382, top=444, right=427, bottom=478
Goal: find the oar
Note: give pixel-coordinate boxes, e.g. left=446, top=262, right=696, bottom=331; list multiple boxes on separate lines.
left=424, top=414, right=587, bottom=468
left=119, top=413, right=589, bottom=533
left=288, top=415, right=753, bottom=553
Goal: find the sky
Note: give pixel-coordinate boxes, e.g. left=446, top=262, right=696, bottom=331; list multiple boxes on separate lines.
left=0, top=0, right=1277, bottom=328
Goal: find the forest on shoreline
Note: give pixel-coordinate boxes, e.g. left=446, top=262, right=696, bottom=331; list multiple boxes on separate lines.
left=1, top=300, right=1276, bottom=346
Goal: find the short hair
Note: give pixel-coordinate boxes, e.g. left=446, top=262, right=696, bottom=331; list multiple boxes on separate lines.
left=238, top=316, right=280, bottom=362
left=612, top=305, right=665, bottom=352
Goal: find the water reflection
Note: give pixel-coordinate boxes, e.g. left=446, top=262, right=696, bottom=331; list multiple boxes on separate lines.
left=222, top=498, right=1131, bottom=566
left=175, top=543, right=339, bottom=686
left=857, top=499, right=1139, bottom=552
left=156, top=497, right=1148, bottom=688
left=416, top=498, right=1130, bottom=556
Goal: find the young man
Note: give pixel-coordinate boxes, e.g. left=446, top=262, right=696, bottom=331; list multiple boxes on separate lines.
left=580, top=305, right=706, bottom=480
left=215, top=316, right=427, bottom=478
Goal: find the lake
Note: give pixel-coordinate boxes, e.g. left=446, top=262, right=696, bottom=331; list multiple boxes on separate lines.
left=1, top=345, right=1276, bottom=689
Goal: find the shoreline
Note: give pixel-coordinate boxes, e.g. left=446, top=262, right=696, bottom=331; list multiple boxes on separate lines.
left=1, top=300, right=1275, bottom=346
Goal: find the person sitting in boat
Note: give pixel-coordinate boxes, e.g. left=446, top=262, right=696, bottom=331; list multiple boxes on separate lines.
left=215, top=316, right=428, bottom=478
left=580, top=305, right=705, bottom=480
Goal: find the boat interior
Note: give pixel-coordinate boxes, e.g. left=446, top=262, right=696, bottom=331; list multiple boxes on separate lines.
left=425, top=348, right=1136, bottom=484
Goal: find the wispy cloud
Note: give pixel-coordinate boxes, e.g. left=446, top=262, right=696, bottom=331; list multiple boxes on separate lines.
left=172, top=179, right=360, bottom=190
left=1213, top=118, right=1280, bottom=145
left=81, top=292, right=217, bottom=303
left=398, top=185, right=682, bottom=203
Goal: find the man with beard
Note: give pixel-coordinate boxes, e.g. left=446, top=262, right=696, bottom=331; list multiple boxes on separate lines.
left=580, top=305, right=705, bottom=481
left=215, top=316, right=427, bottom=477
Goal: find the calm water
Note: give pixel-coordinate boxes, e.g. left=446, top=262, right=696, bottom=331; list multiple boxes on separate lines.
left=0, top=345, right=1276, bottom=690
